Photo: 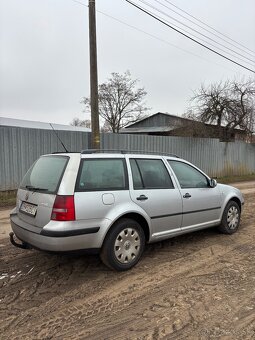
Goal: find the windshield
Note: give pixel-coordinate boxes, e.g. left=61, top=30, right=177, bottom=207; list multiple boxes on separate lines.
left=20, top=156, right=69, bottom=194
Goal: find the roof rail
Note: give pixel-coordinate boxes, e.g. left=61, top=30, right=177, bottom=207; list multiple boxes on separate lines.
left=81, top=149, right=179, bottom=158
left=51, top=151, right=78, bottom=154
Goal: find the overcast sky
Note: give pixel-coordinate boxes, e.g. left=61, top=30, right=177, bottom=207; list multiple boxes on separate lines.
left=1, top=0, right=255, bottom=125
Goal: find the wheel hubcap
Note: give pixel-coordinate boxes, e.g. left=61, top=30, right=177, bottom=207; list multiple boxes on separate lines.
left=114, top=228, right=141, bottom=264
left=227, top=206, right=239, bottom=229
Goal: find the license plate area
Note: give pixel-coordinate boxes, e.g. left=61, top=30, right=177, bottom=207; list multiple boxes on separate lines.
left=20, top=202, right=38, bottom=217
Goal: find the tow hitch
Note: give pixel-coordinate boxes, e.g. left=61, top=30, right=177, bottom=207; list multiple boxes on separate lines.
left=9, top=232, right=32, bottom=249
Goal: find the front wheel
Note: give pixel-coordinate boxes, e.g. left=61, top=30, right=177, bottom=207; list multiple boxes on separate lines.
left=218, top=200, right=241, bottom=234
left=100, top=218, right=145, bottom=271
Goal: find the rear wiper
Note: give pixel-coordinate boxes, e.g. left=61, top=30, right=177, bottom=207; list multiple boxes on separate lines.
left=25, top=185, right=48, bottom=192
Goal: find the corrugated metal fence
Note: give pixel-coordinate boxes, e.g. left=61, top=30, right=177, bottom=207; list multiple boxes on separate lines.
left=0, top=127, right=89, bottom=191
left=1, top=126, right=255, bottom=191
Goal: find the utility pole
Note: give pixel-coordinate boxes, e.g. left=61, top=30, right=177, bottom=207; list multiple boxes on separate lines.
left=88, top=0, right=100, bottom=149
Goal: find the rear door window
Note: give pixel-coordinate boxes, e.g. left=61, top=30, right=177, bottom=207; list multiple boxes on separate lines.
left=76, top=159, right=128, bottom=191
left=130, top=159, right=174, bottom=189
left=20, top=156, right=69, bottom=194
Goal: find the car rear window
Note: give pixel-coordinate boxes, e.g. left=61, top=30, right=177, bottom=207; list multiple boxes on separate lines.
left=76, top=158, right=128, bottom=191
left=20, top=156, right=69, bottom=194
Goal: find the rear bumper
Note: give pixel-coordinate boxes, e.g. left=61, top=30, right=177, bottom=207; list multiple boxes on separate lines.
left=10, top=213, right=105, bottom=252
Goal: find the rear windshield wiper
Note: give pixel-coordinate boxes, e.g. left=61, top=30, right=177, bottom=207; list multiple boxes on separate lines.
left=25, top=185, right=49, bottom=192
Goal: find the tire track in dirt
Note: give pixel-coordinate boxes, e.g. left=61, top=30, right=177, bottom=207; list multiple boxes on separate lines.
left=2, top=224, right=255, bottom=339
left=35, top=236, right=255, bottom=340
left=0, top=186, right=254, bottom=339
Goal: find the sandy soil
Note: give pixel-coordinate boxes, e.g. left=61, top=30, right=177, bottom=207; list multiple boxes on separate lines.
left=0, top=182, right=254, bottom=339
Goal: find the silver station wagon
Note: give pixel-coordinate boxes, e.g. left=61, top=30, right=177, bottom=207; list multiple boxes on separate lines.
left=10, top=150, right=244, bottom=271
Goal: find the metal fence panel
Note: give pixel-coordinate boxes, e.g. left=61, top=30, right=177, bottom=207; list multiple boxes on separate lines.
left=0, top=127, right=89, bottom=191
left=1, top=126, right=255, bottom=191
left=102, top=133, right=255, bottom=177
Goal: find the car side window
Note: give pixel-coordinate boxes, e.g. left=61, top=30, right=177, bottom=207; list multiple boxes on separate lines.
left=76, top=159, right=127, bottom=191
left=130, top=158, right=174, bottom=189
left=168, top=160, right=209, bottom=189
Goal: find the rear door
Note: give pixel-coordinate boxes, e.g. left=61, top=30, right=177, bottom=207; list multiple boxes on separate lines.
left=168, top=160, right=222, bottom=230
left=128, top=157, right=183, bottom=238
left=74, top=157, right=131, bottom=221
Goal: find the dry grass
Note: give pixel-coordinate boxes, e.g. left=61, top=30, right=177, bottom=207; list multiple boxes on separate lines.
left=0, top=191, right=16, bottom=208
left=217, top=173, right=255, bottom=184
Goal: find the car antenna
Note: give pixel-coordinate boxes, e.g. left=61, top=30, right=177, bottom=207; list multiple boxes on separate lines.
left=49, top=123, right=69, bottom=152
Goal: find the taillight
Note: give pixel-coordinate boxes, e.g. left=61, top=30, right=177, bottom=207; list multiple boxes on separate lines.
left=51, top=195, right=76, bottom=221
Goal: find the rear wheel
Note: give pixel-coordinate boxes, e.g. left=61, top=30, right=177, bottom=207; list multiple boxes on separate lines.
left=218, top=200, right=241, bottom=234
left=100, top=218, right=145, bottom=271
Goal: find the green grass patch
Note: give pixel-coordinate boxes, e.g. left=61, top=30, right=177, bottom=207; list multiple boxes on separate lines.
left=0, top=190, right=17, bottom=208
left=217, top=173, right=255, bottom=184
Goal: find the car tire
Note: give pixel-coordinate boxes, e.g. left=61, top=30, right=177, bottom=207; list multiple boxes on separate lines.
left=100, top=218, right=145, bottom=271
left=218, top=200, right=241, bottom=234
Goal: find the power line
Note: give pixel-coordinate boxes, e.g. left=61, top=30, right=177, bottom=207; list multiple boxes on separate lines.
left=137, top=0, right=255, bottom=65
left=153, top=0, right=255, bottom=58
left=69, top=0, right=236, bottom=71
left=70, top=0, right=88, bottom=7
left=162, top=0, right=255, bottom=56
left=69, top=0, right=254, bottom=72
left=136, top=0, right=255, bottom=68
left=96, top=9, right=235, bottom=72
left=136, top=1, right=255, bottom=68
left=125, top=0, right=255, bottom=74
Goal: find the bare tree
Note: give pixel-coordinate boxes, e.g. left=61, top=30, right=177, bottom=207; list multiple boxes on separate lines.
left=70, top=118, right=91, bottom=129
left=82, top=71, right=149, bottom=133
left=190, top=81, right=232, bottom=128
left=226, top=79, right=255, bottom=135
left=190, top=78, right=255, bottom=140
left=100, top=121, right=112, bottom=133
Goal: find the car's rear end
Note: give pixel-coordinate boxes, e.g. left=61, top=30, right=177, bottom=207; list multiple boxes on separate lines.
left=10, top=153, right=103, bottom=252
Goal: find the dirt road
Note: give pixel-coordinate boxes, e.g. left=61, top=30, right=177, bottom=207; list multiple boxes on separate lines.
left=0, top=182, right=255, bottom=339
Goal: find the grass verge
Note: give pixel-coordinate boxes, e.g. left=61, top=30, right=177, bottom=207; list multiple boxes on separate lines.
left=217, top=173, right=255, bottom=184
left=0, top=191, right=17, bottom=208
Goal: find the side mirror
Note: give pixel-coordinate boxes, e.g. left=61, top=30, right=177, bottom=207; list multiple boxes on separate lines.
left=209, top=178, right=217, bottom=188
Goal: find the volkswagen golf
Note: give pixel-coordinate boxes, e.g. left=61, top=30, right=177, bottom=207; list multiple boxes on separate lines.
left=10, top=150, right=244, bottom=271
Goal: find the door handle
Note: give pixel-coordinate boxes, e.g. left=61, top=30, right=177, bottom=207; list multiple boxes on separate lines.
left=183, top=193, right=191, bottom=198
left=136, top=195, right=148, bottom=201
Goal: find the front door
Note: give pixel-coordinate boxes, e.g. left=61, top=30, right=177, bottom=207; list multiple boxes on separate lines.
left=168, top=160, right=222, bottom=230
